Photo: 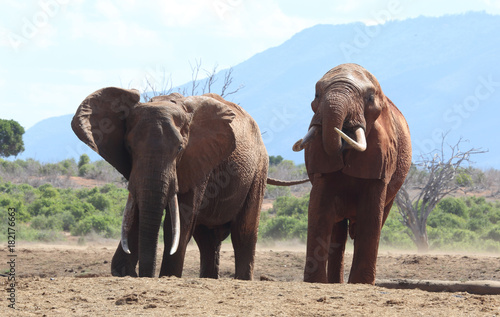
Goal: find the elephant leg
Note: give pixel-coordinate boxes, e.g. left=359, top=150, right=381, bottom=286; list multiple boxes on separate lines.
left=111, top=207, right=139, bottom=277
left=193, top=224, right=231, bottom=278
left=230, top=178, right=265, bottom=280
left=304, top=174, right=336, bottom=283
left=327, top=219, right=348, bottom=283
left=381, top=197, right=395, bottom=227
left=159, top=191, right=197, bottom=278
left=348, top=180, right=386, bottom=284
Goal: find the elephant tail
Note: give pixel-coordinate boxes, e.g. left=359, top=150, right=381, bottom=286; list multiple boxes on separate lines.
left=266, top=177, right=310, bottom=186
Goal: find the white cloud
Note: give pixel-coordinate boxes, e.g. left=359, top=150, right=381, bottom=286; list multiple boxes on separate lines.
left=3, top=0, right=500, bottom=131
left=95, top=0, right=122, bottom=20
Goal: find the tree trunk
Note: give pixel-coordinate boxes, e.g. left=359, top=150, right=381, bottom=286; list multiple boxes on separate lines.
left=408, top=222, right=429, bottom=253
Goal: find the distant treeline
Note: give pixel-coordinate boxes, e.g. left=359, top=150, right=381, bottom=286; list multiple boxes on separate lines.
left=1, top=156, right=499, bottom=252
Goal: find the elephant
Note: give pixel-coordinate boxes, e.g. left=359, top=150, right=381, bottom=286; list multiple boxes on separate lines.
left=72, top=87, right=307, bottom=279
left=293, top=63, right=412, bottom=284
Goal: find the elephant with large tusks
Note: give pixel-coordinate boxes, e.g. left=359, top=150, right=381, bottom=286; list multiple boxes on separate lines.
left=72, top=88, right=308, bottom=279
left=293, top=64, right=412, bottom=284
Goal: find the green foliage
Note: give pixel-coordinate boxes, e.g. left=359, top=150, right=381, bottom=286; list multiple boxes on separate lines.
left=265, top=185, right=291, bottom=199
left=269, top=155, right=284, bottom=166
left=0, top=179, right=127, bottom=241
left=79, top=163, right=95, bottom=177
left=1, top=155, right=499, bottom=251
left=456, top=172, right=473, bottom=187
left=380, top=210, right=414, bottom=249
left=486, top=225, right=500, bottom=242
left=0, top=119, right=25, bottom=158
left=259, top=190, right=500, bottom=252
left=259, top=194, right=309, bottom=242
left=78, top=154, right=90, bottom=168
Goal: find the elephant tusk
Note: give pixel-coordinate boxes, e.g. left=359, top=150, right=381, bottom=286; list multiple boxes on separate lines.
left=169, top=194, right=181, bottom=255
left=292, top=139, right=304, bottom=152
left=121, top=193, right=135, bottom=255
left=293, top=126, right=318, bottom=152
left=335, top=127, right=367, bottom=152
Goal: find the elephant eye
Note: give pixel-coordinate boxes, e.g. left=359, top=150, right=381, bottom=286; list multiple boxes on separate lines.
left=314, top=93, right=319, bottom=99
left=367, top=94, right=375, bottom=103
left=178, top=145, right=184, bottom=153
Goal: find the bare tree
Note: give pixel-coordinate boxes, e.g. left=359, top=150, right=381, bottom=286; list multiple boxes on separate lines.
left=141, top=66, right=173, bottom=102
left=395, top=135, right=486, bottom=252
left=142, top=60, right=244, bottom=101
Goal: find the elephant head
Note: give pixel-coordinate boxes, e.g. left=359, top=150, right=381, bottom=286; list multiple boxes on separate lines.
left=72, top=87, right=236, bottom=276
left=293, top=63, right=397, bottom=181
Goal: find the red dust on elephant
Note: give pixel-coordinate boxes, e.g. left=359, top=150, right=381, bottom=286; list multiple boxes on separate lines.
left=293, top=63, right=412, bottom=284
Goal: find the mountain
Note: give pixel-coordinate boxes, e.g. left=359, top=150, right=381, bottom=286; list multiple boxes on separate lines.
left=226, top=12, right=500, bottom=169
left=17, top=12, right=500, bottom=168
left=16, top=114, right=102, bottom=163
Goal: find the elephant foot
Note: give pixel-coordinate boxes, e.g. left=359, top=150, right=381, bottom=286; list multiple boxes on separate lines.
left=111, top=264, right=138, bottom=277
left=111, top=242, right=138, bottom=277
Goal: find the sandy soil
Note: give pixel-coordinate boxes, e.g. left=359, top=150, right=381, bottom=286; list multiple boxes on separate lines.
left=2, top=241, right=500, bottom=316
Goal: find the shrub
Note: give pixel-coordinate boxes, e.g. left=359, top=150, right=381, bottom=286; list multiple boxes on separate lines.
left=486, top=225, right=500, bottom=242
left=265, top=185, right=291, bottom=199
left=428, top=211, right=467, bottom=229
left=437, top=197, right=468, bottom=218
left=78, top=164, right=95, bottom=177
left=31, top=215, right=63, bottom=231
left=39, top=184, right=59, bottom=199
left=78, top=154, right=90, bottom=168
left=259, top=194, right=309, bottom=241
left=87, top=193, right=111, bottom=211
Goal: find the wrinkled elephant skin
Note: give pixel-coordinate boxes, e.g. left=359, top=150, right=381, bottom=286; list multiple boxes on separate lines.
left=294, top=64, right=412, bottom=284
left=72, top=89, right=269, bottom=280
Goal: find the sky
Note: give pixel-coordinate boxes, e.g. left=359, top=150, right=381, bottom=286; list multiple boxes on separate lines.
left=1, top=0, right=500, bottom=129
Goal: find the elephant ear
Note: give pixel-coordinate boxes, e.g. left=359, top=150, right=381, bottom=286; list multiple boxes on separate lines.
left=177, top=96, right=236, bottom=193
left=342, top=105, right=397, bottom=182
left=71, top=87, right=140, bottom=180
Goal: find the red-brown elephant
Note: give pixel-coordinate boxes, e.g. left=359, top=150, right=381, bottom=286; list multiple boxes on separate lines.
left=293, top=64, right=412, bottom=284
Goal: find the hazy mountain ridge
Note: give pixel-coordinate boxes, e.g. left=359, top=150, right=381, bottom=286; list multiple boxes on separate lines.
left=17, top=12, right=500, bottom=168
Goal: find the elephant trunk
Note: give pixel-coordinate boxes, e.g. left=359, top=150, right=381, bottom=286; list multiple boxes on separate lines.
left=120, top=193, right=180, bottom=257
left=123, top=159, right=180, bottom=277
left=137, top=194, right=165, bottom=277
left=323, top=92, right=367, bottom=155
left=322, top=105, right=346, bottom=156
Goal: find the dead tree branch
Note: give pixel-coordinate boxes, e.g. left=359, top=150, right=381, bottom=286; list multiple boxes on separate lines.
left=395, top=134, right=486, bottom=252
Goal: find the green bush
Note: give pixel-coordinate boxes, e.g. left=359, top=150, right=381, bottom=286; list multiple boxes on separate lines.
left=78, top=164, right=95, bottom=177
left=259, top=194, right=309, bottom=242
left=78, top=154, right=90, bottom=168
left=265, top=185, right=291, bottom=199
left=437, top=197, right=468, bottom=218
left=380, top=211, right=414, bottom=249
left=31, top=215, right=63, bottom=231
left=71, top=214, right=120, bottom=238
left=88, top=193, right=111, bottom=211
left=428, top=212, right=467, bottom=229
left=486, top=225, right=500, bottom=242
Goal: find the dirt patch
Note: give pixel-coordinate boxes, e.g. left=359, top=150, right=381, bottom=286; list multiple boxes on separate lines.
left=2, top=242, right=500, bottom=316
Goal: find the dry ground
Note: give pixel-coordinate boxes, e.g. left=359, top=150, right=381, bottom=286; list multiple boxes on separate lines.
left=1, top=240, right=500, bottom=316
